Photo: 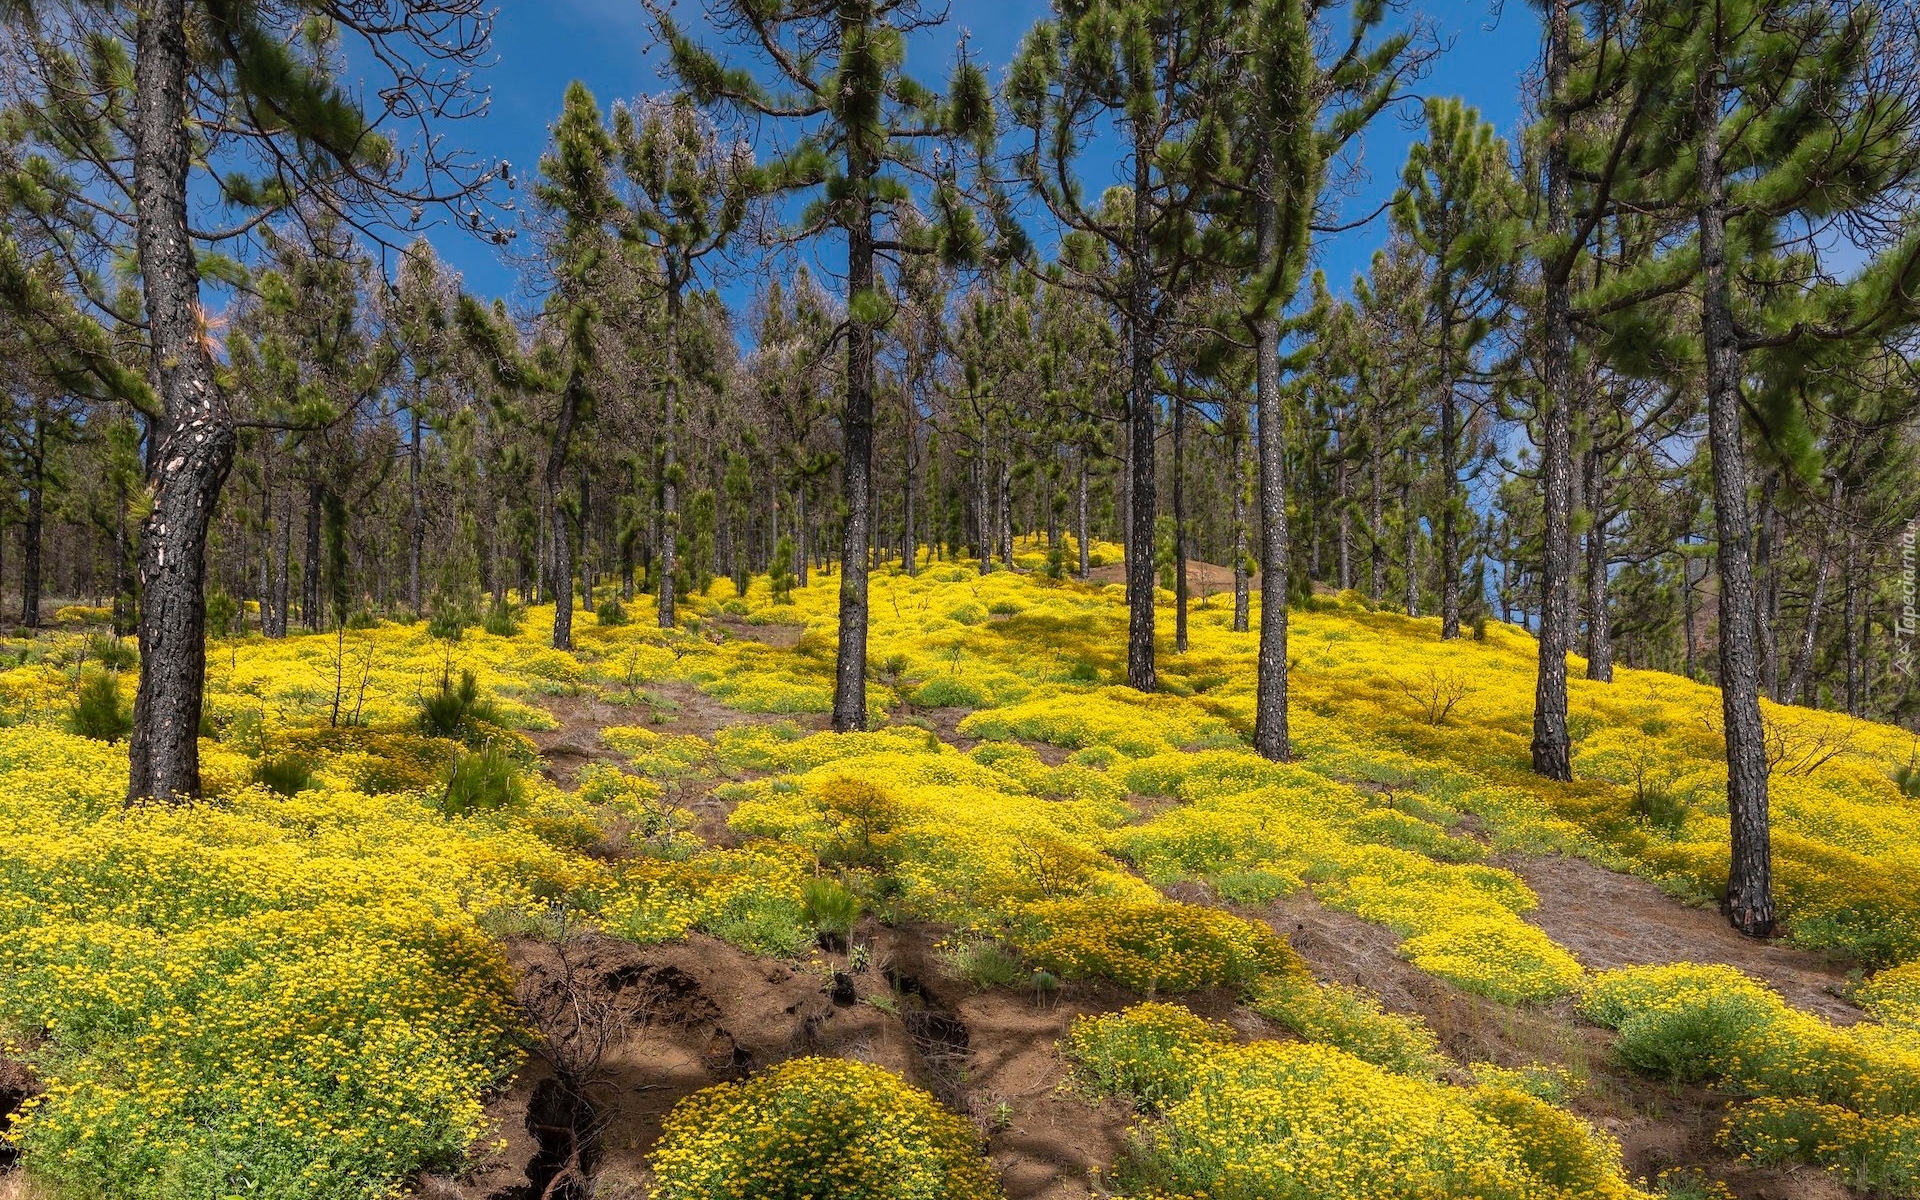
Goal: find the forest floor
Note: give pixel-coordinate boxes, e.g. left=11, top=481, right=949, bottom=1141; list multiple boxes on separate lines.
left=429, top=680, right=1862, bottom=1200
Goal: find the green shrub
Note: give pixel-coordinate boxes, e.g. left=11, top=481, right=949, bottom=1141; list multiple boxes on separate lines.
left=426, top=604, right=468, bottom=642
left=251, top=752, right=315, bottom=797
left=596, top=597, right=629, bottom=626
left=418, top=669, right=501, bottom=744
left=440, top=741, right=525, bottom=817
left=701, top=889, right=809, bottom=958
left=801, top=877, right=861, bottom=939
left=68, top=671, right=131, bottom=742
left=942, top=938, right=1025, bottom=989
left=86, top=634, right=137, bottom=671
left=483, top=598, right=520, bottom=637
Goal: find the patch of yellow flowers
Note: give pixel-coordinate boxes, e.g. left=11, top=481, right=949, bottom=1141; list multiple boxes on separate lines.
left=1066, top=1003, right=1650, bottom=1200
left=648, top=1056, right=1001, bottom=1200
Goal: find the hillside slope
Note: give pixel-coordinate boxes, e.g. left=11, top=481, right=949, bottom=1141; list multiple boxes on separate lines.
left=4, top=550, right=1919, bottom=1200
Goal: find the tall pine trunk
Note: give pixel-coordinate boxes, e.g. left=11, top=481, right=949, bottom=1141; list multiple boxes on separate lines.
left=1124, top=141, right=1158, bottom=693
left=1698, top=61, right=1773, bottom=936
left=659, top=286, right=682, bottom=626
left=832, top=152, right=876, bottom=733
left=126, top=0, right=237, bottom=803
left=548, top=374, right=582, bottom=650
left=1232, top=416, right=1250, bottom=633
left=1077, top=447, right=1091, bottom=579
left=1438, top=318, right=1461, bottom=639
left=20, top=417, right=43, bottom=628
left=1251, top=136, right=1290, bottom=760
left=408, top=405, right=423, bottom=617
left=1172, top=391, right=1189, bottom=653
left=1530, top=0, right=1575, bottom=782
left=1585, top=444, right=1613, bottom=682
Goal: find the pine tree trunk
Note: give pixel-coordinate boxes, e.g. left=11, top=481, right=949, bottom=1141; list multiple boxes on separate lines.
left=1585, top=446, right=1613, bottom=682
left=548, top=374, right=582, bottom=651
left=20, top=419, right=43, bottom=628
left=1402, top=480, right=1418, bottom=617
left=1253, top=302, right=1290, bottom=760
left=832, top=150, right=876, bottom=734
left=1369, top=411, right=1386, bottom=603
left=1697, top=62, right=1773, bottom=936
left=977, top=429, right=994, bottom=573
left=303, top=480, right=323, bottom=630
left=126, top=0, right=238, bottom=803
left=1251, top=133, right=1290, bottom=760
left=1785, top=488, right=1837, bottom=707
left=903, top=420, right=918, bottom=576
left=659, top=286, right=682, bottom=626
left=1336, top=458, right=1352, bottom=595
left=1844, top=531, right=1862, bottom=717
left=1077, top=447, right=1091, bottom=579
left=1173, top=392, right=1189, bottom=653
left=1125, top=141, right=1158, bottom=693
left=1530, top=0, right=1575, bottom=782
left=796, top=486, right=810, bottom=588
left=1439, top=320, right=1461, bottom=639
left=1232, top=420, right=1250, bottom=633
left=408, top=405, right=424, bottom=617
left=1683, top=543, right=1697, bottom=680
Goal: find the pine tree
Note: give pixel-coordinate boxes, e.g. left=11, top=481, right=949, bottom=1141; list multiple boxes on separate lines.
left=1393, top=99, right=1517, bottom=641
left=650, top=0, right=993, bottom=732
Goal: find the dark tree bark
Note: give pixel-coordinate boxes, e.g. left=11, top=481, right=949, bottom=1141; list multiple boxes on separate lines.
left=1369, top=407, right=1386, bottom=602
left=20, top=416, right=43, bottom=628
left=1584, top=444, right=1613, bottom=682
left=126, top=0, right=238, bottom=803
left=547, top=373, right=583, bottom=650
left=1251, top=124, right=1290, bottom=761
left=1401, top=479, right=1418, bottom=617
left=408, top=405, right=424, bottom=616
left=1785, top=479, right=1840, bottom=707
left=1172, top=389, right=1189, bottom=653
left=1232, top=415, right=1250, bottom=633
left=1530, top=0, right=1575, bottom=782
left=1697, top=62, right=1773, bottom=937
left=1438, top=315, right=1461, bottom=639
left=1124, top=142, right=1159, bottom=693
left=303, top=480, right=323, bottom=630
left=659, top=287, right=682, bottom=627
left=1253, top=305, right=1290, bottom=760
left=831, top=150, right=876, bottom=733
left=1844, top=531, right=1862, bottom=717
left=1077, top=446, right=1091, bottom=579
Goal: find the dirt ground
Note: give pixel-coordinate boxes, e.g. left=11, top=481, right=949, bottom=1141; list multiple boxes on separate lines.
left=1510, top=852, right=1860, bottom=1024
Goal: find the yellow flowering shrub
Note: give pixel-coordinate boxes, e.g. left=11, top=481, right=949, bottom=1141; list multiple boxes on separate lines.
left=648, top=1057, right=1002, bottom=1200
left=1011, top=899, right=1301, bottom=993
left=1067, top=1004, right=1648, bottom=1200
left=1582, top=963, right=1920, bottom=1191
left=0, top=730, right=576, bottom=1198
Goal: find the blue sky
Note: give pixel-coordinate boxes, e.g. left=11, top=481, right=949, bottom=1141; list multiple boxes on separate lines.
left=423, top=0, right=1544, bottom=311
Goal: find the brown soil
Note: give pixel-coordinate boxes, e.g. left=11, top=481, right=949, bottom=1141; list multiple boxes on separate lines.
left=529, top=684, right=824, bottom=791
left=1085, top=560, right=1256, bottom=595
left=0, top=1056, right=37, bottom=1173
left=1264, top=890, right=1854, bottom=1199
left=1510, top=853, right=1860, bottom=1024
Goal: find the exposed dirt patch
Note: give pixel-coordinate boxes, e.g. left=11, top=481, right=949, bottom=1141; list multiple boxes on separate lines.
left=428, top=931, right=922, bottom=1199
left=0, top=1056, right=38, bottom=1173
left=1509, top=853, right=1860, bottom=1024
left=1261, top=890, right=1854, bottom=1199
